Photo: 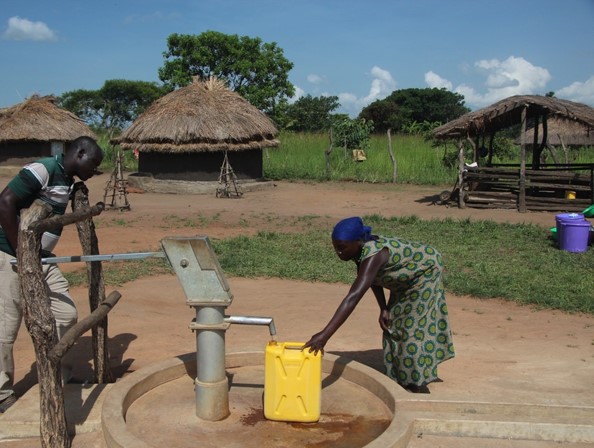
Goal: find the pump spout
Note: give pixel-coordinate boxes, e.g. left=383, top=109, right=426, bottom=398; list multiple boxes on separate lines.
left=224, top=315, right=276, bottom=337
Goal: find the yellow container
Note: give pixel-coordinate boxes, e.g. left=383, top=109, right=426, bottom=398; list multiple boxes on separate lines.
left=566, top=190, right=576, bottom=200
left=264, top=341, right=322, bottom=422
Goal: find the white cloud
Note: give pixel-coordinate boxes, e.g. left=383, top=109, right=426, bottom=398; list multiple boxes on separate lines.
left=556, top=76, right=594, bottom=106
left=424, top=71, right=453, bottom=90
left=426, top=56, right=552, bottom=109
left=3, top=16, right=57, bottom=41
left=338, top=66, right=396, bottom=116
left=307, top=74, right=324, bottom=85
left=288, top=85, right=305, bottom=104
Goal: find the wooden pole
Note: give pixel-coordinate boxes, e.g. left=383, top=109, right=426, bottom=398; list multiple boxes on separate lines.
left=325, top=129, right=334, bottom=180
left=72, top=183, right=113, bottom=383
left=18, top=201, right=70, bottom=448
left=519, top=106, right=527, bottom=212
left=387, top=129, right=398, bottom=183
left=50, top=291, right=121, bottom=363
left=458, top=140, right=466, bottom=209
left=531, top=115, right=539, bottom=170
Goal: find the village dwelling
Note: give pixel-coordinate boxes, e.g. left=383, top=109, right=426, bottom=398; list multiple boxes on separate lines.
left=112, top=77, right=279, bottom=186
left=0, top=95, right=96, bottom=168
left=433, top=95, right=594, bottom=212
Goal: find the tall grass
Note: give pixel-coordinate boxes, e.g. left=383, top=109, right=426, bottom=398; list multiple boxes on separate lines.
left=264, top=132, right=457, bottom=184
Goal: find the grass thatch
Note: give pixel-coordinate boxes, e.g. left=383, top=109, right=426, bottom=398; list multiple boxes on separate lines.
left=113, top=77, right=279, bottom=153
left=433, top=95, right=594, bottom=140
left=0, top=95, right=96, bottom=142
left=520, top=117, right=594, bottom=147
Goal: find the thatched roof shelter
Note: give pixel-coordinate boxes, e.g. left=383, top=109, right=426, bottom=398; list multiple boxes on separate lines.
left=0, top=95, right=96, bottom=143
left=113, top=77, right=279, bottom=153
left=433, top=95, right=594, bottom=141
left=432, top=95, right=594, bottom=213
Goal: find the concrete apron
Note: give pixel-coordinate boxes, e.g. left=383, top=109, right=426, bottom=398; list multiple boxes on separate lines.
left=102, top=352, right=594, bottom=447
left=1, top=351, right=593, bottom=446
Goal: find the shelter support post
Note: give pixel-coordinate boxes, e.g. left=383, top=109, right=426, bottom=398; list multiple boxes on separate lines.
left=519, top=106, right=527, bottom=213
left=458, top=140, right=466, bottom=208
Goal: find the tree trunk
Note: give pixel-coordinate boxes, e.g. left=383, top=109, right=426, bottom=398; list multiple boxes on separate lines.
left=18, top=201, right=70, bottom=448
left=72, top=184, right=113, bottom=383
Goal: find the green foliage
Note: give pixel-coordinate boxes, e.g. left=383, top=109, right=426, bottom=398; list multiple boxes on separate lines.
left=284, top=95, right=340, bottom=132
left=59, top=79, right=166, bottom=133
left=59, top=88, right=102, bottom=124
left=401, top=120, right=442, bottom=138
left=359, top=88, right=470, bottom=133
left=158, top=31, right=295, bottom=115
left=95, top=129, right=138, bottom=172
left=332, top=117, right=374, bottom=150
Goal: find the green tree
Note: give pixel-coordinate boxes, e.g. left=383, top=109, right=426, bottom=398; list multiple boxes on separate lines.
left=333, top=118, right=375, bottom=150
left=58, top=88, right=102, bottom=125
left=59, top=79, right=166, bottom=133
left=158, top=31, right=295, bottom=117
left=357, top=99, right=400, bottom=134
left=284, top=95, right=340, bottom=132
left=359, top=87, right=469, bottom=133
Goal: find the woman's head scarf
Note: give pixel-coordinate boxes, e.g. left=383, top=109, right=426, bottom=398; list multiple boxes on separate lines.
left=331, top=217, right=372, bottom=241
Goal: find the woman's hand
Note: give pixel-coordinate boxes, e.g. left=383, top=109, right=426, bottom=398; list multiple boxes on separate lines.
left=302, top=331, right=329, bottom=356
left=379, top=309, right=392, bottom=332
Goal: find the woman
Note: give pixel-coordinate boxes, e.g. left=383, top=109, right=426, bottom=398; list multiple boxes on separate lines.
left=303, top=217, right=454, bottom=392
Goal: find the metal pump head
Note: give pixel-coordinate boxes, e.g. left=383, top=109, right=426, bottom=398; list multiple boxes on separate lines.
left=161, top=236, right=233, bottom=305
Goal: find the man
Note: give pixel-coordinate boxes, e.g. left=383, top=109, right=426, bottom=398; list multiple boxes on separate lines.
left=0, top=136, right=103, bottom=412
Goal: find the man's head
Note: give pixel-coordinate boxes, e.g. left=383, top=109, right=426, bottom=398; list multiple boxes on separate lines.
left=64, top=136, right=104, bottom=181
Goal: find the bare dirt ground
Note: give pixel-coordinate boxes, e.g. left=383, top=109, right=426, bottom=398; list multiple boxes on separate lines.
left=2, top=172, right=594, bottom=447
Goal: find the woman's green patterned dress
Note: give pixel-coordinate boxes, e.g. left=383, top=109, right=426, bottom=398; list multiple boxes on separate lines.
left=360, top=236, right=454, bottom=387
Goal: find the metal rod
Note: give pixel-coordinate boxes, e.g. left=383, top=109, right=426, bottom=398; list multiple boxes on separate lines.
left=224, top=315, right=276, bottom=337
left=10, top=251, right=166, bottom=265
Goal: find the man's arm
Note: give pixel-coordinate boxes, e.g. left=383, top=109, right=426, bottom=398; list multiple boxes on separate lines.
left=0, top=187, right=22, bottom=254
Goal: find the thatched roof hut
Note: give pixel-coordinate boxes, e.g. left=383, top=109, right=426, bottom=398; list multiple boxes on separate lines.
left=0, top=95, right=97, bottom=165
left=113, top=77, right=279, bottom=181
left=433, top=95, right=594, bottom=141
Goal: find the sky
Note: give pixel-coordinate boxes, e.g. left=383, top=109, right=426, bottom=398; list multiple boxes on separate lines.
left=1, top=0, right=593, bottom=117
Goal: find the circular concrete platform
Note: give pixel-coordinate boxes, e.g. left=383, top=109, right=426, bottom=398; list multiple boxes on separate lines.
left=102, top=352, right=401, bottom=448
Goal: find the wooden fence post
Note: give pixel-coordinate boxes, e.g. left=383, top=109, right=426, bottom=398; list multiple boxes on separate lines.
left=72, top=184, right=113, bottom=383
left=18, top=201, right=70, bottom=448
left=387, top=129, right=398, bottom=183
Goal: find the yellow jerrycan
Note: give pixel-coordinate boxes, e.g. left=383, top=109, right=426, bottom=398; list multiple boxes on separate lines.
left=264, top=341, right=322, bottom=422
